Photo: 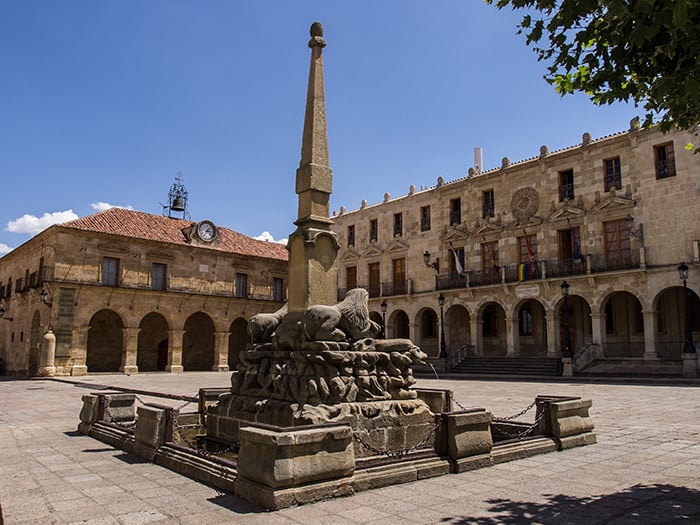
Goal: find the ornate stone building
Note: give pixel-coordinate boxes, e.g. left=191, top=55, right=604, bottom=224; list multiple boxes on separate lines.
left=330, top=123, right=700, bottom=376
left=0, top=208, right=288, bottom=376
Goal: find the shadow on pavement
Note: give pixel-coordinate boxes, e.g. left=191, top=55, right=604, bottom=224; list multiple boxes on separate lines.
left=443, top=484, right=700, bottom=524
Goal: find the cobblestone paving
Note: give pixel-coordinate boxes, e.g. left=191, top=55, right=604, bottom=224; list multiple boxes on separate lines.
left=1, top=373, right=699, bottom=524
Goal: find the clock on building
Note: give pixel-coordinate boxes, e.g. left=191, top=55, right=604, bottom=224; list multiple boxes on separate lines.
left=196, top=220, right=217, bottom=242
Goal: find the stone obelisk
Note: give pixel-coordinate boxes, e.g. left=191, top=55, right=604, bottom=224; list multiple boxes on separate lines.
left=287, top=21, right=339, bottom=312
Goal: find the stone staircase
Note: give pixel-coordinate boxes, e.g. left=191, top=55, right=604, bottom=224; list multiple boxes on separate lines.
left=449, top=356, right=563, bottom=377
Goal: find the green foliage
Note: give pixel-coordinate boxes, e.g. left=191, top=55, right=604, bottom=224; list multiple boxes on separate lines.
left=486, top=0, right=700, bottom=136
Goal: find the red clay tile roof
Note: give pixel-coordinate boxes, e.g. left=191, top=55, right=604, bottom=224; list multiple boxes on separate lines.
left=58, top=208, right=288, bottom=261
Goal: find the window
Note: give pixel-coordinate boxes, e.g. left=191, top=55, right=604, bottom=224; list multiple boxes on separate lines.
left=151, top=263, right=167, bottom=291
left=368, top=262, right=380, bottom=298
left=346, top=266, right=357, bottom=290
left=654, top=142, right=676, bottom=179
left=15, top=278, right=23, bottom=293
left=558, top=169, right=574, bottom=201
left=518, top=234, right=538, bottom=264
left=604, top=157, right=622, bottom=191
left=422, top=310, right=437, bottom=338
left=369, top=219, right=378, bottom=242
left=482, top=189, right=495, bottom=218
left=449, top=198, right=461, bottom=226
left=5, top=278, right=11, bottom=297
left=604, top=219, right=632, bottom=269
left=235, top=273, right=248, bottom=298
left=519, top=304, right=533, bottom=336
left=393, top=213, right=403, bottom=237
left=392, top=258, right=406, bottom=295
left=272, top=277, right=285, bottom=302
left=481, top=241, right=499, bottom=276
left=558, top=227, right=583, bottom=275
left=420, top=205, right=431, bottom=231
left=102, top=257, right=120, bottom=287
left=347, top=225, right=355, bottom=247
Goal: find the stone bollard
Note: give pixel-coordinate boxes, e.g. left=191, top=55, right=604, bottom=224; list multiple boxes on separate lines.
left=536, top=395, right=596, bottom=450
left=134, top=404, right=173, bottom=461
left=444, top=409, right=493, bottom=472
left=38, top=330, right=56, bottom=377
left=78, top=394, right=100, bottom=434
left=235, top=424, right=355, bottom=510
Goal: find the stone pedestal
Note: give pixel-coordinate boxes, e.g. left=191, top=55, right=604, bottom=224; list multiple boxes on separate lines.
left=444, top=409, right=493, bottom=472
left=561, top=357, right=573, bottom=377
left=681, top=352, right=698, bottom=378
left=536, top=395, right=596, bottom=450
left=134, top=405, right=171, bottom=461
left=38, top=330, right=56, bottom=377
left=235, top=424, right=354, bottom=509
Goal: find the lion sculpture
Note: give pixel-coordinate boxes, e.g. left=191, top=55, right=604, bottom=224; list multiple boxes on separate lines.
left=248, top=304, right=288, bottom=343
left=304, top=288, right=381, bottom=342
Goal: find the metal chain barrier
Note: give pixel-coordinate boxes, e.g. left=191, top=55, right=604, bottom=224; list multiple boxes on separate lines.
left=492, top=399, right=538, bottom=422
left=352, top=421, right=441, bottom=460
left=492, top=405, right=549, bottom=440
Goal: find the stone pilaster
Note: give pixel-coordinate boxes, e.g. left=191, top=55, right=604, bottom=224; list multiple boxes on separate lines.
left=212, top=331, right=230, bottom=372
left=167, top=329, right=184, bottom=373
left=121, top=327, right=140, bottom=375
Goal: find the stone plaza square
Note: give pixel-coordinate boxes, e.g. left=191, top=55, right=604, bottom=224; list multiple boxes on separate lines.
left=1, top=373, right=698, bottom=524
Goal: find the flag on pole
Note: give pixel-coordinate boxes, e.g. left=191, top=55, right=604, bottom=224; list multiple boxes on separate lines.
left=449, top=242, right=464, bottom=276
left=524, top=231, right=538, bottom=278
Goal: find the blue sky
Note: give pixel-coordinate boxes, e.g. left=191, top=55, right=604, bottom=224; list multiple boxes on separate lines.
left=0, top=1, right=638, bottom=254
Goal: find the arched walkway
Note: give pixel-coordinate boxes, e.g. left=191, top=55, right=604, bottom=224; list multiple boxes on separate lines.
left=445, top=304, right=470, bottom=353
left=388, top=310, right=410, bottom=339
left=137, top=312, right=169, bottom=372
left=182, top=312, right=215, bottom=371
left=558, top=295, right=592, bottom=355
left=654, top=286, right=700, bottom=358
left=480, top=303, right=506, bottom=356
left=87, top=309, right=124, bottom=373
left=416, top=308, right=439, bottom=357
left=228, top=317, right=249, bottom=368
left=601, top=291, right=644, bottom=357
left=516, top=299, right=547, bottom=356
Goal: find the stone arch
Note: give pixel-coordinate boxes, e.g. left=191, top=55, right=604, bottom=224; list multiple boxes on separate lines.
left=228, top=317, right=249, bottom=368
left=600, top=291, right=644, bottom=357
left=479, top=302, right=506, bottom=356
left=653, top=286, right=700, bottom=358
left=445, top=304, right=470, bottom=353
left=137, top=312, right=169, bottom=372
left=513, top=299, right=547, bottom=356
left=556, top=294, right=592, bottom=355
left=182, top=312, right=215, bottom=371
left=388, top=309, right=410, bottom=340
left=416, top=307, right=439, bottom=357
left=87, top=309, right=124, bottom=373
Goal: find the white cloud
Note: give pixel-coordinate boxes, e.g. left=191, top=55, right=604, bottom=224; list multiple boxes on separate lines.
left=90, top=202, right=134, bottom=212
left=254, top=231, right=287, bottom=244
left=0, top=243, right=12, bottom=255
left=6, top=210, right=80, bottom=235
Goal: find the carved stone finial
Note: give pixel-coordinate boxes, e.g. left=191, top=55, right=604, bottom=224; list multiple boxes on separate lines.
left=539, top=145, right=549, bottom=158
left=468, top=167, right=475, bottom=177
left=409, top=184, right=416, bottom=195
left=582, top=132, right=591, bottom=145
left=308, top=21, right=326, bottom=48
left=437, top=176, right=444, bottom=187
left=339, top=206, right=345, bottom=215
left=361, top=199, right=367, bottom=209
left=630, top=116, right=640, bottom=130
left=383, top=193, right=391, bottom=203
left=501, top=157, right=510, bottom=168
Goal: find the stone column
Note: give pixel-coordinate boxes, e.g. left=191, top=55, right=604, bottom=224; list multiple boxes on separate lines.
left=38, top=330, right=56, bottom=377
left=642, top=309, right=658, bottom=359
left=167, top=329, right=184, bottom=373
left=121, top=327, right=140, bottom=375
left=471, top=318, right=483, bottom=356
left=545, top=310, right=559, bottom=357
left=212, top=331, right=230, bottom=372
left=70, top=325, right=89, bottom=376
left=590, top=312, right=605, bottom=348
left=505, top=316, right=517, bottom=356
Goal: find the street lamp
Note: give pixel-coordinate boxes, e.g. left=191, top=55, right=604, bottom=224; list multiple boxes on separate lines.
left=438, top=293, right=447, bottom=358
left=678, top=262, right=695, bottom=354
left=560, top=281, right=571, bottom=358
left=380, top=300, right=387, bottom=339
left=424, top=251, right=439, bottom=273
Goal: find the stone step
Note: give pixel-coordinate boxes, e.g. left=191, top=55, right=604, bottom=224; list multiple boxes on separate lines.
left=450, top=357, right=562, bottom=377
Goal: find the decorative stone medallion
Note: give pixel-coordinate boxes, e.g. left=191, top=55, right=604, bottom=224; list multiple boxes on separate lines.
left=511, top=187, right=539, bottom=223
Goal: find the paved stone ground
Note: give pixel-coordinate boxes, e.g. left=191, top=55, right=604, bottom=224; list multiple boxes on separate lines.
left=1, top=373, right=699, bottom=524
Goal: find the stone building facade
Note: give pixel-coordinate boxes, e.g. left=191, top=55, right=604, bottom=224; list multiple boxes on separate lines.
left=330, top=124, right=700, bottom=375
left=0, top=208, right=288, bottom=376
